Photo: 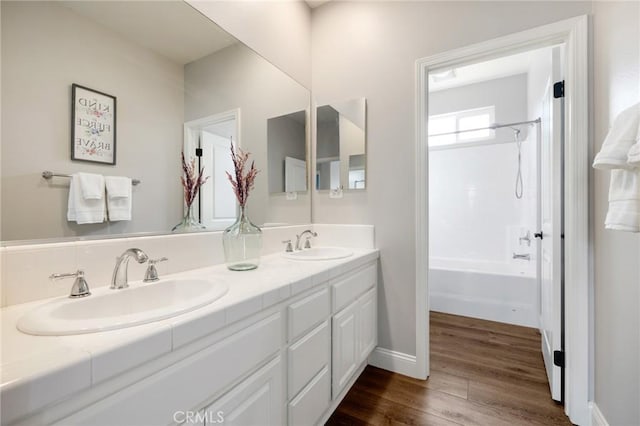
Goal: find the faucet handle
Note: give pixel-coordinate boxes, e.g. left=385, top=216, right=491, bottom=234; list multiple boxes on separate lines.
left=282, top=240, right=293, bottom=253
left=144, top=257, right=168, bottom=283
left=50, top=269, right=91, bottom=298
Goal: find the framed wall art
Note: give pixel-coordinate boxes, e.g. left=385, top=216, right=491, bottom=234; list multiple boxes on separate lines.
left=71, top=84, right=117, bottom=165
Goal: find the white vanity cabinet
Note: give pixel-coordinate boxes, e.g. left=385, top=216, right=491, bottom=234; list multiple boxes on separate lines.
left=330, top=264, right=377, bottom=398
left=11, top=257, right=378, bottom=426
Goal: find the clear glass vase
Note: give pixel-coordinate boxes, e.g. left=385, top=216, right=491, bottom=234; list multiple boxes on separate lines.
left=222, top=206, right=262, bottom=271
left=171, top=204, right=206, bottom=233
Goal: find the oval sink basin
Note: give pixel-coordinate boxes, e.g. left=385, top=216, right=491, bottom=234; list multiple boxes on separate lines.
left=17, top=278, right=228, bottom=336
left=284, top=247, right=353, bottom=261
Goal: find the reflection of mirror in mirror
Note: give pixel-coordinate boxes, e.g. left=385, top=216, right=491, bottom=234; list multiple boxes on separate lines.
left=0, top=1, right=310, bottom=243
left=267, top=111, right=308, bottom=194
left=315, top=98, right=366, bottom=191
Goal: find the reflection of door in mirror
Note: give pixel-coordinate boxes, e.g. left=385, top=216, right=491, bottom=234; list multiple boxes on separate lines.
left=316, top=99, right=366, bottom=190
left=316, top=105, right=341, bottom=190
left=184, top=111, right=239, bottom=230
left=348, top=154, right=366, bottom=189
left=267, top=111, right=307, bottom=194
left=285, top=157, right=307, bottom=192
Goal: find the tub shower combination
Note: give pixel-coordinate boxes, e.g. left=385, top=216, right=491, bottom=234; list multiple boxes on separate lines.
left=429, top=119, right=541, bottom=328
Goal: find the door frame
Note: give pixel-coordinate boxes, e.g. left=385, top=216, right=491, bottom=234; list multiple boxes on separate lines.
left=414, top=15, right=589, bottom=425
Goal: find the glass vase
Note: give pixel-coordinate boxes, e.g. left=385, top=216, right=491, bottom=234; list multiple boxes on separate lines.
left=222, top=206, right=262, bottom=271
left=171, top=204, right=205, bottom=233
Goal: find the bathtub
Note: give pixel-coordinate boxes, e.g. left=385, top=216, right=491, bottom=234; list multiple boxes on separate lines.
left=429, top=257, right=538, bottom=328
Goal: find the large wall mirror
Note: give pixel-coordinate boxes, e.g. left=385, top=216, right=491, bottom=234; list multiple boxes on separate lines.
left=1, top=1, right=310, bottom=243
left=316, top=98, right=366, bottom=191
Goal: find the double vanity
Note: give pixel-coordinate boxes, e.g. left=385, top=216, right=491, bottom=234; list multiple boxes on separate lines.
left=0, top=231, right=378, bottom=426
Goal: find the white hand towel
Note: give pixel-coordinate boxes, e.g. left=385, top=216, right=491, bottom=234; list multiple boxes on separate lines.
left=77, top=172, right=105, bottom=200
left=105, top=176, right=132, bottom=221
left=605, top=169, right=639, bottom=232
left=626, top=119, right=640, bottom=167
left=593, top=102, right=640, bottom=170
left=67, top=174, right=105, bottom=224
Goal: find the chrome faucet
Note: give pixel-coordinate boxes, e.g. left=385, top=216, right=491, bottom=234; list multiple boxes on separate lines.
left=111, top=248, right=149, bottom=289
left=295, top=230, right=317, bottom=250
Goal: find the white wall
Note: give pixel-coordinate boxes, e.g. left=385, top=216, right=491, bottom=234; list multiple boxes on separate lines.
left=0, top=2, right=184, bottom=241
left=429, top=74, right=536, bottom=267
left=592, top=2, right=640, bottom=425
left=186, top=0, right=311, bottom=89
left=311, top=0, right=592, bottom=356
left=184, top=44, right=310, bottom=227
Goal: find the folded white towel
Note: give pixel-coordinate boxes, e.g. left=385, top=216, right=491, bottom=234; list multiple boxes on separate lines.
left=627, top=120, right=640, bottom=167
left=105, top=176, right=132, bottom=221
left=605, top=169, right=639, bottom=232
left=593, top=102, right=640, bottom=170
left=67, top=174, right=105, bottom=224
left=77, top=172, right=105, bottom=200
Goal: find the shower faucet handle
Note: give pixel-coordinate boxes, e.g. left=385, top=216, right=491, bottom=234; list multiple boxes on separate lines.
left=519, top=230, right=532, bottom=246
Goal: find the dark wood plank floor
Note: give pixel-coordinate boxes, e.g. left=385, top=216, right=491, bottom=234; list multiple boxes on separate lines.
left=326, top=312, right=572, bottom=426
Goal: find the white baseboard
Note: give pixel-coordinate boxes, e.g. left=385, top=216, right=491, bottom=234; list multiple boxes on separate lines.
left=590, top=402, right=610, bottom=426
left=367, top=347, right=418, bottom=378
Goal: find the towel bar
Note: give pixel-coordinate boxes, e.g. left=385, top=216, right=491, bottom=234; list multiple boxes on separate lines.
left=42, top=171, right=141, bottom=186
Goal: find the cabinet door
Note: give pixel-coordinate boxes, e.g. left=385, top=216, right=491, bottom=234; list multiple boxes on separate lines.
left=331, top=300, right=358, bottom=398
left=357, top=288, right=377, bottom=364
left=204, top=356, right=283, bottom=426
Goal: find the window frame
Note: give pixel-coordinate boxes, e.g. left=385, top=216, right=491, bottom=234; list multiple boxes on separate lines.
left=428, top=106, right=496, bottom=150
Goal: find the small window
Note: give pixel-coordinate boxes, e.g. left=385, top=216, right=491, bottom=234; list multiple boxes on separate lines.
left=428, top=106, right=495, bottom=148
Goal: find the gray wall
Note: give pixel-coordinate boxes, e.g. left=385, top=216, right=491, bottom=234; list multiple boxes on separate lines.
left=592, top=2, right=640, bottom=424
left=0, top=2, right=184, bottom=241
left=311, top=0, right=592, bottom=358
left=184, top=44, right=310, bottom=226
left=186, top=0, right=311, bottom=89
left=312, top=2, right=639, bottom=424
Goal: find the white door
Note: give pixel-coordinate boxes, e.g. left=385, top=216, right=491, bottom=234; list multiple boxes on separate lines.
left=357, top=288, right=377, bottom=364
left=538, top=46, right=564, bottom=402
left=284, top=156, right=307, bottom=192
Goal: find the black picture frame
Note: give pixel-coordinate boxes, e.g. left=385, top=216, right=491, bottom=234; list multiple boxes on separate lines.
left=71, top=83, right=117, bottom=165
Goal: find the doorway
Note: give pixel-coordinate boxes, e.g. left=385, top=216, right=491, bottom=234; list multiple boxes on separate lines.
left=414, top=16, right=590, bottom=425
left=184, top=110, right=240, bottom=230
left=427, top=44, right=564, bottom=401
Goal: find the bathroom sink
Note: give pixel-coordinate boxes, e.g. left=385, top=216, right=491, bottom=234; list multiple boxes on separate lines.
left=284, top=247, right=353, bottom=261
left=17, top=278, right=228, bottom=336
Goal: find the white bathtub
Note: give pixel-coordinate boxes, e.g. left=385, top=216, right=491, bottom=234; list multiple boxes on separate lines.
left=429, top=257, right=538, bottom=328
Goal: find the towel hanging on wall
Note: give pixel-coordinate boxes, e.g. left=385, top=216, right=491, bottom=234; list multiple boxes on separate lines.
left=593, top=102, right=640, bottom=233
left=67, top=173, right=105, bottom=224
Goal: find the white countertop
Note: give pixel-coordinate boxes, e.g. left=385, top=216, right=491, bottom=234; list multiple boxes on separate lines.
left=0, top=249, right=378, bottom=425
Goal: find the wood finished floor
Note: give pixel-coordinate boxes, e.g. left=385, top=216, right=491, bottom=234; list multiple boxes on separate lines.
left=326, top=312, right=572, bottom=426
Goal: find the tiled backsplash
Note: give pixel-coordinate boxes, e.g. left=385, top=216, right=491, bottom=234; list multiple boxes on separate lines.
left=0, top=224, right=374, bottom=307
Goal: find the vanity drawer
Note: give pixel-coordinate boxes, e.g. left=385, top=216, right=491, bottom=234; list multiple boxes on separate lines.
left=288, top=366, right=330, bottom=426
left=288, top=287, right=330, bottom=341
left=54, top=313, right=282, bottom=426
left=288, top=320, right=330, bottom=400
left=332, top=263, right=376, bottom=313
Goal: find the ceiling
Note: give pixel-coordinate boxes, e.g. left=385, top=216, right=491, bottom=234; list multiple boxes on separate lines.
left=61, top=1, right=237, bottom=65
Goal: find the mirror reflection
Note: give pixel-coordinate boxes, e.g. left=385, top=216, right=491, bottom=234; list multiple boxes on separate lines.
left=267, top=111, right=308, bottom=194
left=0, top=1, right=310, bottom=242
left=315, top=98, right=366, bottom=190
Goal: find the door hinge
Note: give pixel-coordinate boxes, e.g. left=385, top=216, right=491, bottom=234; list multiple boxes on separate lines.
left=553, top=350, right=565, bottom=367
left=553, top=81, right=565, bottom=99
left=195, top=148, right=203, bottom=157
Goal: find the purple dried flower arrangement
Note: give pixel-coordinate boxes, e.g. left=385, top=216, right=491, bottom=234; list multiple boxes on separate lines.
left=226, top=142, right=259, bottom=208
left=180, top=151, right=209, bottom=208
